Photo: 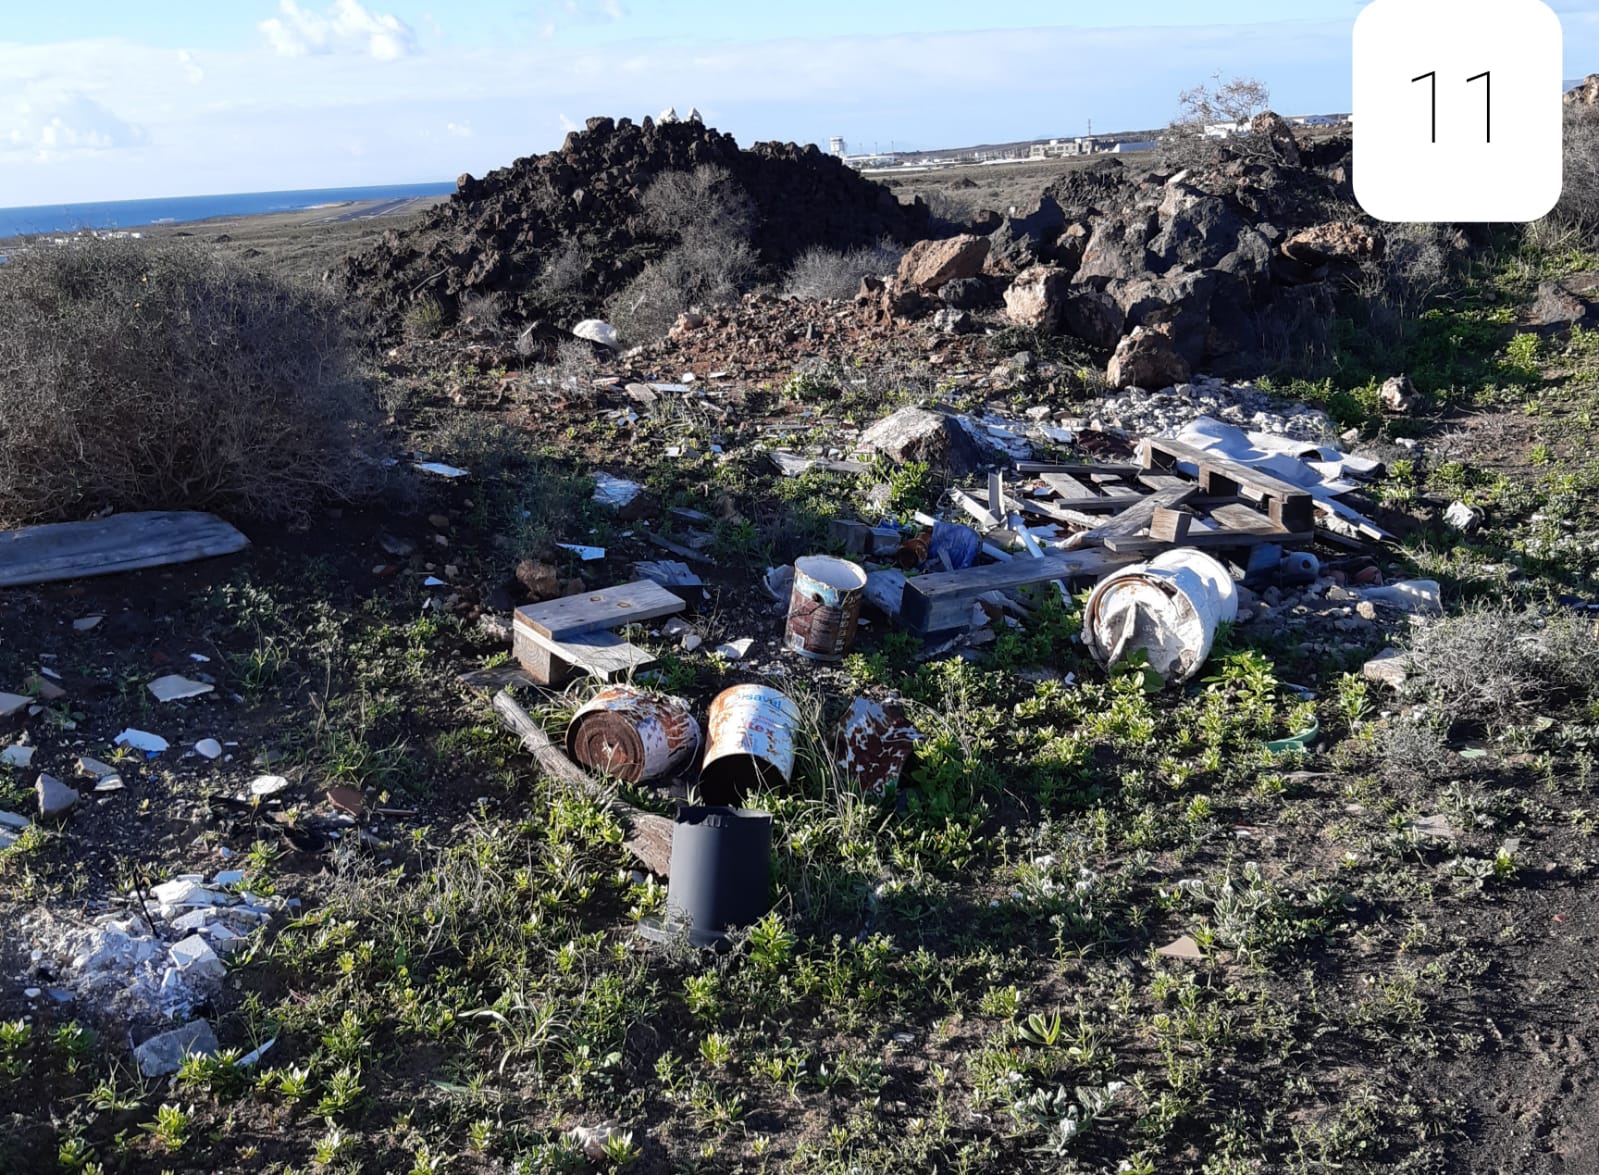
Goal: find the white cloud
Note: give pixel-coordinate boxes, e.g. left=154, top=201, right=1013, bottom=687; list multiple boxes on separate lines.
left=446, top=120, right=473, bottom=137
left=534, top=0, right=627, bottom=40
left=178, top=50, right=205, bottom=85
left=1, top=94, right=146, bottom=161
left=260, top=0, right=418, bottom=61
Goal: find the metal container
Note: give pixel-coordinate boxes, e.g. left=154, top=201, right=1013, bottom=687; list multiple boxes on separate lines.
left=837, top=697, right=921, bottom=796
left=699, top=684, right=801, bottom=804
left=660, top=806, right=772, bottom=948
left=565, top=686, right=701, bottom=784
left=785, top=555, right=869, bottom=661
left=1084, top=549, right=1239, bottom=685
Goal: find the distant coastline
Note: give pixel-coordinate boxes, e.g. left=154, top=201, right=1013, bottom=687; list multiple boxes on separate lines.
left=0, top=182, right=454, bottom=241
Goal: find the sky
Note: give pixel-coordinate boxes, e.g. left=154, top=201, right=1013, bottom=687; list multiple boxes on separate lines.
left=3, top=0, right=1597, bottom=206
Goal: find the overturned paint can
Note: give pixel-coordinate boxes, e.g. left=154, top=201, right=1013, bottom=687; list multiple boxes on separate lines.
left=565, top=686, right=701, bottom=784
left=837, top=697, right=921, bottom=796
left=785, top=555, right=869, bottom=661
left=699, top=684, right=801, bottom=805
left=1084, top=549, right=1239, bottom=685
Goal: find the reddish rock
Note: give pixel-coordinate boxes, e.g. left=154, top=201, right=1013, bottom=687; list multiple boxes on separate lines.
left=1002, top=266, right=1072, bottom=331
left=1282, top=222, right=1381, bottom=267
left=896, top=235, right=991, bottom=292
left=1106, top=323, right=1191, bottom=390
left=515, top=559, right=561, bottom=601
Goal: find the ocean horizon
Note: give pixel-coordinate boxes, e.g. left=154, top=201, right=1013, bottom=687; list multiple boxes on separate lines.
left=0, top=182, right=455, bottom=241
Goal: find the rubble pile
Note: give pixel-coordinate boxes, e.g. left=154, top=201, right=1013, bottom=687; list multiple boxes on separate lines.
left=22, top=869, right=286, bottom=1026
left=1084, top=376, right=1340, bottom=446
left=340, top=115, right=929, bottom=330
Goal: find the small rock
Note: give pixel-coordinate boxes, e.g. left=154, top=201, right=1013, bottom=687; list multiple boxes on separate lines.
left=26, top=675, right=66, bottom=701
left=1444, top=501, right=1483, bottom=533
left=378, top=533, right=417, bottom=558
left=682, top=634, right=703, bottom=653
left=1355, top=601, right=1378, bottom=621
left=568, top=1124, right=629, bottom=1162
left=37, top=774, right=78, bottom=817
left=0, top=693, right=30, bottom=719
left=134, top=1021, right=219, bottom=1078
left=72, top=616, right=103, bottom=632
left=148, top=675, right=214, bottom=703
left=248, top=775, right=291, bottom=798
left=1380, top=374, right=1420, bottom=415
left=0, top=744, right=35, bottom=769
left=194, top=739, right=223, bottom=760
left=1363, top=648, right=1413, bottom=689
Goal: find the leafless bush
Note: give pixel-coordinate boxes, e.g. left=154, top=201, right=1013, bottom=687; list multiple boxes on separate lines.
left=783, top=241, right=905, bottom=301
left=609, top=166, right=760, bottom=341
left=1404, top=606, right=1599, bottom=727
left=457, top=291, right=504, bottom=334
left=1353, top=222, right=1452, bottom=340
left=0, top=240, right=381, bottom=527
left=532, top=239, right=589, bottom=308
left=1535, top=105, right=1599, bottom=240
left=1162, top=73, right=1274, bottom=169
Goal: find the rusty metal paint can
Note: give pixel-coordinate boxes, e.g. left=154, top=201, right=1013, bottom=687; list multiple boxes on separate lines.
left=837, top=697, right=921, bottom=796
left=565, top=686, right=701, bottom=784
left=699, top=684, right=801, bottom=805
left=785, top=555, right=868, bottom=661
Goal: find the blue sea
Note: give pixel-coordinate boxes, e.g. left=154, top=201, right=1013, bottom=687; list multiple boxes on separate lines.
left=0, top=182, right=455, bottom=241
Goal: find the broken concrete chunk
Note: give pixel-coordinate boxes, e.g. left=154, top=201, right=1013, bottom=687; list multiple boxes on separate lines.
left=134, top=1021, right=219, bottom=1077
left=169, top=935, right=227, bottom=981
left=1, top=743, right=35, bottom=768
left=1156, top=935, right=1205, bottom=960
left=37, top=774, right=78, bottom=817
left=1444, top=501, right=1483, bottom=533
left=77, top=756, right=117, bottom=779
left=194, top=739, right=223, bottom=760
left=148, top=675, right=215, bottom=703
left=0, top=693, right=30, bottom=719
left=715, top=638, right=754, bottom=661
left=72, top=616, right=103, bottom=632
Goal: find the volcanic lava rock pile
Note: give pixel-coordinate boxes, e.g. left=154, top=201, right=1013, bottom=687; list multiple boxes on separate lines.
left=339, top=115, right=929, bottom=332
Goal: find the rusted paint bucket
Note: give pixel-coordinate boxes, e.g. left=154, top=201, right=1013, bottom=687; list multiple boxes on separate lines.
left=785, top=555, right=868, bottom=661
left=699, top=684, right=801, bottom=804
left=838, top=697, right=921, bottom=796
left=565, top=686, right=701, bottom=784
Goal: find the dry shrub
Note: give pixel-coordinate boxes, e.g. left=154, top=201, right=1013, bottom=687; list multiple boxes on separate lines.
left=1404, top=605, right=1599, bottom=726
left=783, top=241, right=904, bottom=301
left=609, top=166, right=759, bottom=341
left=0, top=240, right=380, bottom=527
left=1538, top=105, right=1599, bottom=239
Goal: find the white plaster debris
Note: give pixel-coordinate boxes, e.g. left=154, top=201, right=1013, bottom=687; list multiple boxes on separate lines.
left=0, top=693, right=30, bottom=719
left=592, top=473, right=645, bottom=508
left=248, top=775, right=291, bottom=798
left=556, top=543, right=606, bottom=561
left=194, top=739, right=223, bottom=760
left=114, top=729, right=169, bottom=754
left=72, top=616, right=103, bottom=632
left=148, top=675, right=215, bottom=703
left=415, top=461, right=469, bottom=478
left=24, top=872, right=285, bottom=1026
left=1, top=743, right=35, bottom=768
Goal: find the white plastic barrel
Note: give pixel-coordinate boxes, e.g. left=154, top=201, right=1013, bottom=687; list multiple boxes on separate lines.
left=1084, top=549, right=1239, bottom=684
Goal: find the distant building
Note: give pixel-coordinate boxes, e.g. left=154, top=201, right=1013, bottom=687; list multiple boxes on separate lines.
left=829, top=136, right=846, bottom=157
left=1110, top=140, right=1157, bottom=154
left=1203, top=120, right=1250, bottom=139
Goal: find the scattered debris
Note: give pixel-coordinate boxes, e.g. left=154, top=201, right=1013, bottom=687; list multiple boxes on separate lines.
left=572, top=319, right=621, bottom=348
left=1, top=743, right=35, bottom=768
left=785, top=556, right=868, bottom=660
left=114, top=729, right=169, bottom=754
left=1445, top=501, right=1484, bottom=533
left=513, top=579, right=685, bottom=686
left=1157, top=935, right=1205, bottom=960
left=556, top=543, right=606, bottom=561
left=1363, top=649, right=1413, bottom=689
left=415, top=461, right=469, bottom=478
left=134, top=1021, right=220, bottom=1078
left=592, top=473, right=645, bottom=508
left=72, top=616, right=103, bottom=632
left=1085, top=549, right=1238, bottom=684
left=0, top=693, right=31, bottom=718
left=249, top=775, right=291, bottom=798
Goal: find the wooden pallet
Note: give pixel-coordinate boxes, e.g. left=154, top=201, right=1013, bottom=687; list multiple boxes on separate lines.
left=512, top=580, right=685, bottom=685
left=1139, top=437, right=1316, bottom=535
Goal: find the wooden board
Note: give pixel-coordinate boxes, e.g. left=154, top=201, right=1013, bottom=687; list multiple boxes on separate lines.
left=1015, top=461, right=1144, bottom=476
left=0, top=511, right=249, bottom=588
left=1067, top=485, right=1198, bottom=547
left=515, top=580, right=685, bottom=640
left=1102, top=529, right=1313, bottom=554
left=1141, top=437, right=1315, bottom=534
left=514, top=625, right=655, bottom=685
left=900, top=551, right=1131, bottom=633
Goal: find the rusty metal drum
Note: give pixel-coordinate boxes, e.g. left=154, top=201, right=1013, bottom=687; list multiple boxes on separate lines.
left=698, top=684, right=801, bottom=804
left=565, top=686, right=701, bottom=784
left=785, top=555, right=868, bottom=661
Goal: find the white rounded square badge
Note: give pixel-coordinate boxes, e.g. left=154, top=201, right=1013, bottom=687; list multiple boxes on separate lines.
left=1354, top=0, right=1564, bottom=222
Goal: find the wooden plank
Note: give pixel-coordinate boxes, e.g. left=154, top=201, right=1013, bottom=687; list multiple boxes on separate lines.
left=515, top=626, right=655, bottom=683
left=1065, top=485, right=1198, bottom=548
left=1141, top=437, right=1315, bottom=534
left=950, top=489, right=1002, bottom=531
left=491, top=691, right=674, bottom=876
left=1207, top=503, right=1290, bottom=535
left=642, top=530, right=714, bottom=565
left=0, top=511, right=249, bottom=587
left=1015, top=461, right=1144, bottom=476
left=900, top=551, right=1132, bottom=633
left=1149, top=509, right=1192, bottom=543
left=515, top=580, right=685, bottom=640
left=1103, top=529, right=1313, bottom=555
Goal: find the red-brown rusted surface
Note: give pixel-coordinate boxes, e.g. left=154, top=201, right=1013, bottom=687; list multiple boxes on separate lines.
left=566, top=686, right=700, bottom=784
left=837, top=697, right=920, bottom=796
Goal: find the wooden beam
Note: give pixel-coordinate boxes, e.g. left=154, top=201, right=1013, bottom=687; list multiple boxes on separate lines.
left=1015, top=461, right=1144, bottom=476
left=1065, top=485, right=1198, bottom=548
left=513, top=626, right=656, bottom=686
left=515, top=580, right=685, bottom=641
left=900, top=551, right=1131, bottom=633
left=0, top=511, right=249, bottom=587
left=492, top=691, right=674, bottom=876
left=1103, top=528, right=1312, bottom=554
left=1149, top=509, right=1192, bottom=543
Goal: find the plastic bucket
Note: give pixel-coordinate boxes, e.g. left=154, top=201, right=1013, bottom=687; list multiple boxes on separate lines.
left=785, top=556, right=868, bottom=661
left=565, top=686, right=701, bottom=784
left=656, top=806, right=773, bottom=948
left=699, top=684, right=801, bottom=805
left=1085, top=549, right=1239, bottom=684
